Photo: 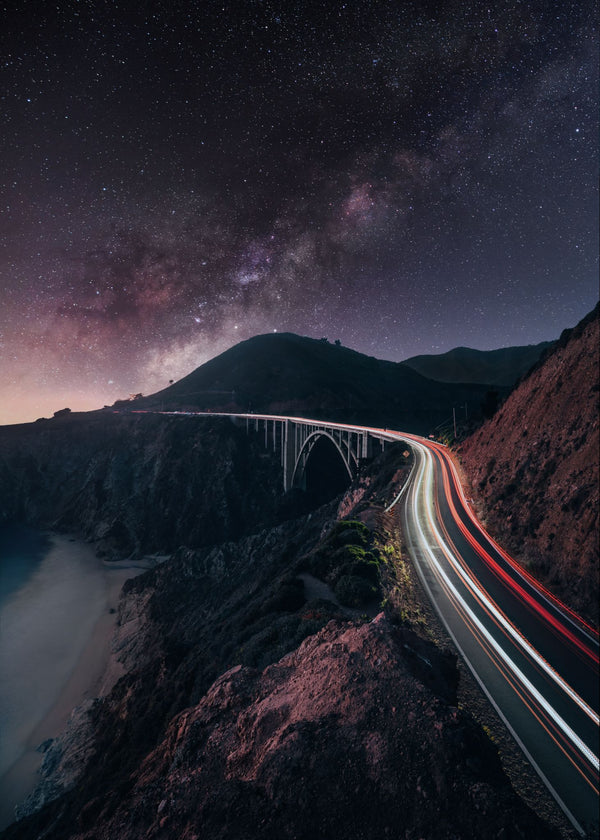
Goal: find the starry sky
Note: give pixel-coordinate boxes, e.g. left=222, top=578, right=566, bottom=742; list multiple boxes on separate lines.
left=1, top=0, right=597, bottom=424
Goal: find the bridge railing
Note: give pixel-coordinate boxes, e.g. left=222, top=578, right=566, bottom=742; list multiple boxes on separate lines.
left=225, top=412, right=392, bottom=490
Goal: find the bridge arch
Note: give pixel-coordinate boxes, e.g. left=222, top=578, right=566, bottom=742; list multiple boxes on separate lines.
left=237, top=414, right=386, bottom=491
left=291, top=430, right=354, bottom=500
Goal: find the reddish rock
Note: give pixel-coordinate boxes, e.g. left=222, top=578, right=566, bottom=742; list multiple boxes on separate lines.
left=459, top=305, right=599, bottom=626
left=66, top=616, right=555, bottom=840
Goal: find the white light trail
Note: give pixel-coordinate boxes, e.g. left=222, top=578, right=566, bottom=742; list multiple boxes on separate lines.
left=409, top=440, right=599, bottom=772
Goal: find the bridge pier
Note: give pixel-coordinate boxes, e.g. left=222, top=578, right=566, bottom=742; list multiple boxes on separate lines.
left=240, top=415, right=389, bottom=491
left=282, top=420, right=297, bottom=491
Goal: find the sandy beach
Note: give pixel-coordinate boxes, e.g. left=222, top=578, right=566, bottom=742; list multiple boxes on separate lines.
left=0, top=557, right=141, bottom=830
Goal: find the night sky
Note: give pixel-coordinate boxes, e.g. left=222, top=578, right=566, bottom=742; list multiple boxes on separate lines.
left=1, top=1, right=597, bottom=424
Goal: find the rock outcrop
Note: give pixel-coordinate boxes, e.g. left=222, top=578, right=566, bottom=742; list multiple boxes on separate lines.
left=0, top=412, right=288, bottom=559
left=54, top=616, right=555, bottom=840
left=459, top=304, right=599, bottom=625
left=1, top=444, right=561, bottom=839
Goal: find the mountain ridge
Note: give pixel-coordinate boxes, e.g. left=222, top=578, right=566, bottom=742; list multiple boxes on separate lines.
left=403, top=341, right=554, bottom=387
left=128, top=332, right=500, bottom=435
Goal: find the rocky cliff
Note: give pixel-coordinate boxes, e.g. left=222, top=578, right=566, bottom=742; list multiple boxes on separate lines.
left=459, top=304, right=599, bottom=626
left=1, top=435, right=562, bottom=839
left=0, top=412, right=291, bottom=559
left=32, top=617, right=555, bottom=840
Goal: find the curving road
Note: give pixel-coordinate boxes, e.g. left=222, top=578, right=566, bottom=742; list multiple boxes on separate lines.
left=383, top=429, right=599, bottom=837
left=148, top=411, right=599, bottom=835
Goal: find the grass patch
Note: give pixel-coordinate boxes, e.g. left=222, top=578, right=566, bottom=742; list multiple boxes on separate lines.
left=302, top=519, right=384, bottom=606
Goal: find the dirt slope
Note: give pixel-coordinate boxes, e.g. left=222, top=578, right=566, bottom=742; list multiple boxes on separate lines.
left=459, top=305, right=599, bottom=626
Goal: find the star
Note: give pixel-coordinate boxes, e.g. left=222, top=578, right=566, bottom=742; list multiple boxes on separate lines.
left=0, top=0, right=596, bottom=424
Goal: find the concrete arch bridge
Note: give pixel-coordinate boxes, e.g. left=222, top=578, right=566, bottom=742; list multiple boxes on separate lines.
left=221, top=413, right=391, bottom=491
left=140, top=409, right=599, bottom=835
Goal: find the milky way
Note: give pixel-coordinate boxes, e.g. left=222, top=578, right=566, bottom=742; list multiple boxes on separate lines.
left=1, top=1, right=597, bottom=423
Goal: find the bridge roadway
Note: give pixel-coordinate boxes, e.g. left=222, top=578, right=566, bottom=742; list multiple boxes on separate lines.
left=151, top=411, right=600, bottom=835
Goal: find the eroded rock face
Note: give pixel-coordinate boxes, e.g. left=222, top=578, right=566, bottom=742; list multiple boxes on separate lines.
left=0, top=413, right=286, bottom=558
left=59, top=616, right=553, bottom=840
left=459, top=305, right=599, bottom=626
left=0, top=441, right=560, bottom=840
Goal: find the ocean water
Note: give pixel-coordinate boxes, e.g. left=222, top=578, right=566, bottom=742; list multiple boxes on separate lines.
left=0, top=526, right=107, bottom=779
left=0, top=526, right=51, bottom=609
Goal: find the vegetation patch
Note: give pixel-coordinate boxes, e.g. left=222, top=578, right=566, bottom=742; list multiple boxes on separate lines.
left=302, top=520, right=384, bottom=608
left=374, top=532, right=429, bottom=633
left=334, top=574, right=377, bottom=607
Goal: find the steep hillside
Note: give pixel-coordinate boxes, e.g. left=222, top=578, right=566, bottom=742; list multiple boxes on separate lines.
left=459, top=305, right=599, bottom=625
left=22, top=617, right=556, bottom=840
left=0, top=413, right=289, bottom=559
left=403, top=342, right=553, bottom=387
left=130, top=332, right=498, bottom=434
left=2, top=448, right=560, bottom=840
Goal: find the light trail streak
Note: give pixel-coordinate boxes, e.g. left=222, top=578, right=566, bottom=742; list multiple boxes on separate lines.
left=430, top=470, right=599, bottom=725
left=426, top=457, right=600, bottom=718
left=385, top=429, right=599, bottom=659
left=432, top=440, right=599, bottom=644
left=408, top=439, right=598, bottom=771
left=427, top=546, right=597, bottom=793
left=149, top=411, right=599, bottom=833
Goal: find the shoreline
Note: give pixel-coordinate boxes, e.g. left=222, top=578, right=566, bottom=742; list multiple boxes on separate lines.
left=102, top=553, right=169, bottom=571
left=0, top=559, right=141, bottom=831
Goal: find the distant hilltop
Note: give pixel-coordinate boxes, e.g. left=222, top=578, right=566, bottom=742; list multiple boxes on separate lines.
left=126, top=332, right=509, bottom=435
left=402, top=341, right=553, bottom=388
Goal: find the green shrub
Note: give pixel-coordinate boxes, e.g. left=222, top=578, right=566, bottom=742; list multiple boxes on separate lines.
left=305, top=521, right=380, bottom=589
left=344, top=544, right=368, bottom=562
left=308, top=549, right=330, bottom=579
left=335, top=574, right=377, bottom=607
left=350, top=559, right=380, bottom=584
left=330, top=520, right=369, bottom=548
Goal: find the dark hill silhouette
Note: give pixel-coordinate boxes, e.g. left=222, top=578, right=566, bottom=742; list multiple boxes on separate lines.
left=129, top=333, right=499, bottom=435
left=402, top=342, right=553, bottom=387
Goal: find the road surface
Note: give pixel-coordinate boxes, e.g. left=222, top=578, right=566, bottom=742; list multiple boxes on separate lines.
left=141, top=410, right=599, bottom=835
left=387, top=430, right=599, bottom=837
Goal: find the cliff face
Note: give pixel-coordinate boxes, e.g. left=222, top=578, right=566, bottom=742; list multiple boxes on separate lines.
left=0, top=413, right=288, bottom=558
left=1, top=445, right=559, bottom=840
left=53, top=617, right=553, bottom=840
left=459, top=305, right=599, bottom=625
